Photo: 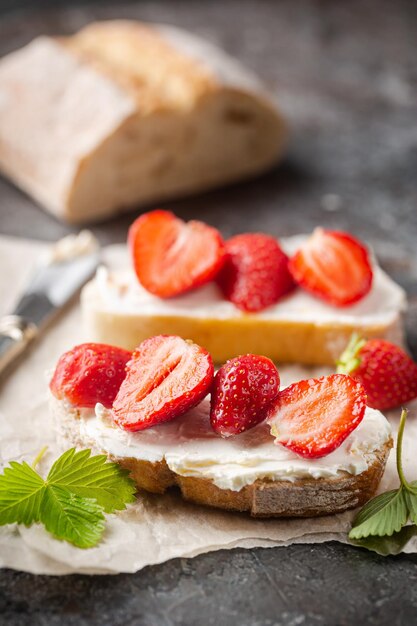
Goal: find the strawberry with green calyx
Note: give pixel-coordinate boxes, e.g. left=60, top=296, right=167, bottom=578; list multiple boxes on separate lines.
left=337, top=334, right=417, bottom=411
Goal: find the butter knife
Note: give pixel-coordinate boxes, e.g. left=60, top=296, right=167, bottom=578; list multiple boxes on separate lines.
left=0, top=231, right=100, bottom=377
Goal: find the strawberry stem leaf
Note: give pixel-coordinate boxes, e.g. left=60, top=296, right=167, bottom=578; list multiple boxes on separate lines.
left=336, top=333, right=366, bottom=374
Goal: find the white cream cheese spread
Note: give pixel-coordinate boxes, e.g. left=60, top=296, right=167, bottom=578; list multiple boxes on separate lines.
left=78, top=398, right=392, bottom=492
left=89, top=236, right=406, bottom=326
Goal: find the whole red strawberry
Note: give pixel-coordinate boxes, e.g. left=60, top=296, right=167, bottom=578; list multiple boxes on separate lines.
left=337, top=335, right=417, bottom=411
left=268, top=374, right=366, bottom=459
left=129, top=210, right=225, bottom=298
left=210, top=354, right=280, bottom=437
left=50, top=343, right=132, bottom=408
left=113, top=335, right=214, bottom=431
left=216, top=233, right=296, bottom=312
left=289, top=228, right=373, bottom=306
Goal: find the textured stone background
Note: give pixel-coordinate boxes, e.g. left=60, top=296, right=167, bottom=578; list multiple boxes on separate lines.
left=0, top=1, right=417, bottom=624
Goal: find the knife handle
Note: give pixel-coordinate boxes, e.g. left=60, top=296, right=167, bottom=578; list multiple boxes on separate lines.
left=0, top=315, right=38, bottom=376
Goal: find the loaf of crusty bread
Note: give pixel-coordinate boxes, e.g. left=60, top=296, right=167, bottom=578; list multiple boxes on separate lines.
left=0, top=20, right=286, bottom=224
left=53, top=396, right=392, bottom=518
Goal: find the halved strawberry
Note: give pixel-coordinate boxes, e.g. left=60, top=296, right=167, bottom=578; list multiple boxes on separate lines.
left=50, top=343, right=131, bottom=409
left=112, top=335, right=214, bottom=431
left=289, top=228, right=373, bottom=306
left=216, top=233, right=296, bottom=312
left=210, top=354, right=280, bottom=437
left=129, top=210, right=225, bottom=298
left=268, top=374, right=366, bottom=459
left=337, top=335, right=417, bottom=410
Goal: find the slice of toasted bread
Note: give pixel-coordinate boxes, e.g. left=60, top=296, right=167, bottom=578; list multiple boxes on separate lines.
left=81, top=239, right=406, bottom=365
left=52, top=397, right=392, bottom=518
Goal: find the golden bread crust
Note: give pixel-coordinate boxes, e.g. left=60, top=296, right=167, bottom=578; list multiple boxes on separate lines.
left=65, top=21, right=217, bottom=112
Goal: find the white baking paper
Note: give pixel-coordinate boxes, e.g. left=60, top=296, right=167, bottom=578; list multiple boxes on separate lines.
left=0, top=235, right=416, bottom=575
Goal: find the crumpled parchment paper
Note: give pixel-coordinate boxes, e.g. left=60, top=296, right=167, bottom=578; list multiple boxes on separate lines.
left=1, top=235, right=416, bottom=575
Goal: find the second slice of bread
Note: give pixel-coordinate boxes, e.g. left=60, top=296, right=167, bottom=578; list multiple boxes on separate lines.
left=81, top=240, right=406, bottom=365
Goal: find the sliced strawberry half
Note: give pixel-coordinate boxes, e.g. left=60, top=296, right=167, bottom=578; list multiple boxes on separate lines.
left=289, top=228, right=373, bottom=306
left=129, top=210, right=225, bottom=298
left=50, top=343, right=132, bottom=409
left=216, top=233, right=296, bottom=312
left=268, top=374, right=367, bottom=459
left=210, top=354, right=280, bottom=437
left=112, top=335, right=214, bottom=431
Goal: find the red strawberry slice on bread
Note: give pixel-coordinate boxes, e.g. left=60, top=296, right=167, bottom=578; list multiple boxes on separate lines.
left=50, top=343, right=131, bottom=409
left=210, top=354, right=280, bottom=437
left=268, top=374, right=366, bottom=458
left=337, top=334, right=417, bottom=410
left=216, top=233, right=296, bottom=312
left=112, top=335, right=214, bottom=431
left=289, top=228, right=373, bottom=306
left=129, top=210, right=225, bottom=298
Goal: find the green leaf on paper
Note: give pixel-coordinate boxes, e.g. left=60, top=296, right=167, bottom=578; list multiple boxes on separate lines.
left=41, top=484, right=105, bottom=549
left=47, top=448, right=136, bottom=513
left=0, top=461, right=45, bottom=526
left=350, top=525, right=417, bottom=556
left=0, top=447, right=136, bottom=549
left=349, top=488, right=408, bottom=539
left=349, top=409, right=417, bottom=555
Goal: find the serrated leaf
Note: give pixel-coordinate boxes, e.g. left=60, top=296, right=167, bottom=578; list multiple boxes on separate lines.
left=0, top=461, right=45, bottom=526
left=47, top=448, right=136, bottom=513
left=350, top=525, right=417, bottom=556
left=41, top=485, right=105, bottom=549
left=349, top=488, right=408, bottom=539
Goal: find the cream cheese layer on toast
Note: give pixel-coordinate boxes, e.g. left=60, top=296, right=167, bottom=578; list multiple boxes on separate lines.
left=78, top=398, right=391, bottom=491
left=81, top=236, right=406, bottom=365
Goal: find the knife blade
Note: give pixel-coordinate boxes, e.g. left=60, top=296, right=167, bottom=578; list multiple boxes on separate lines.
left=0, top=231, right=100, bottom=377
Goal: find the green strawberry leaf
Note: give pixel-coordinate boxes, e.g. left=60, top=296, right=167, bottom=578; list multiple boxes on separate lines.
left=41, top=485, right=105, bottom=549
left=349, top=488, right=408, bottom=539
left=0, top=448, right=136, bottom=549
left=350, top=525, right=417, bottom=556
left=0, top=461, right=45, bottom=526
left=47, top=448, right=136, bottom=513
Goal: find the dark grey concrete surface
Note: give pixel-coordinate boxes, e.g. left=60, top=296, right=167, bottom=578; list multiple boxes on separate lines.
left=0, top=1, right=417, bottom=624
left=2, top=543, right=417, bottom=626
